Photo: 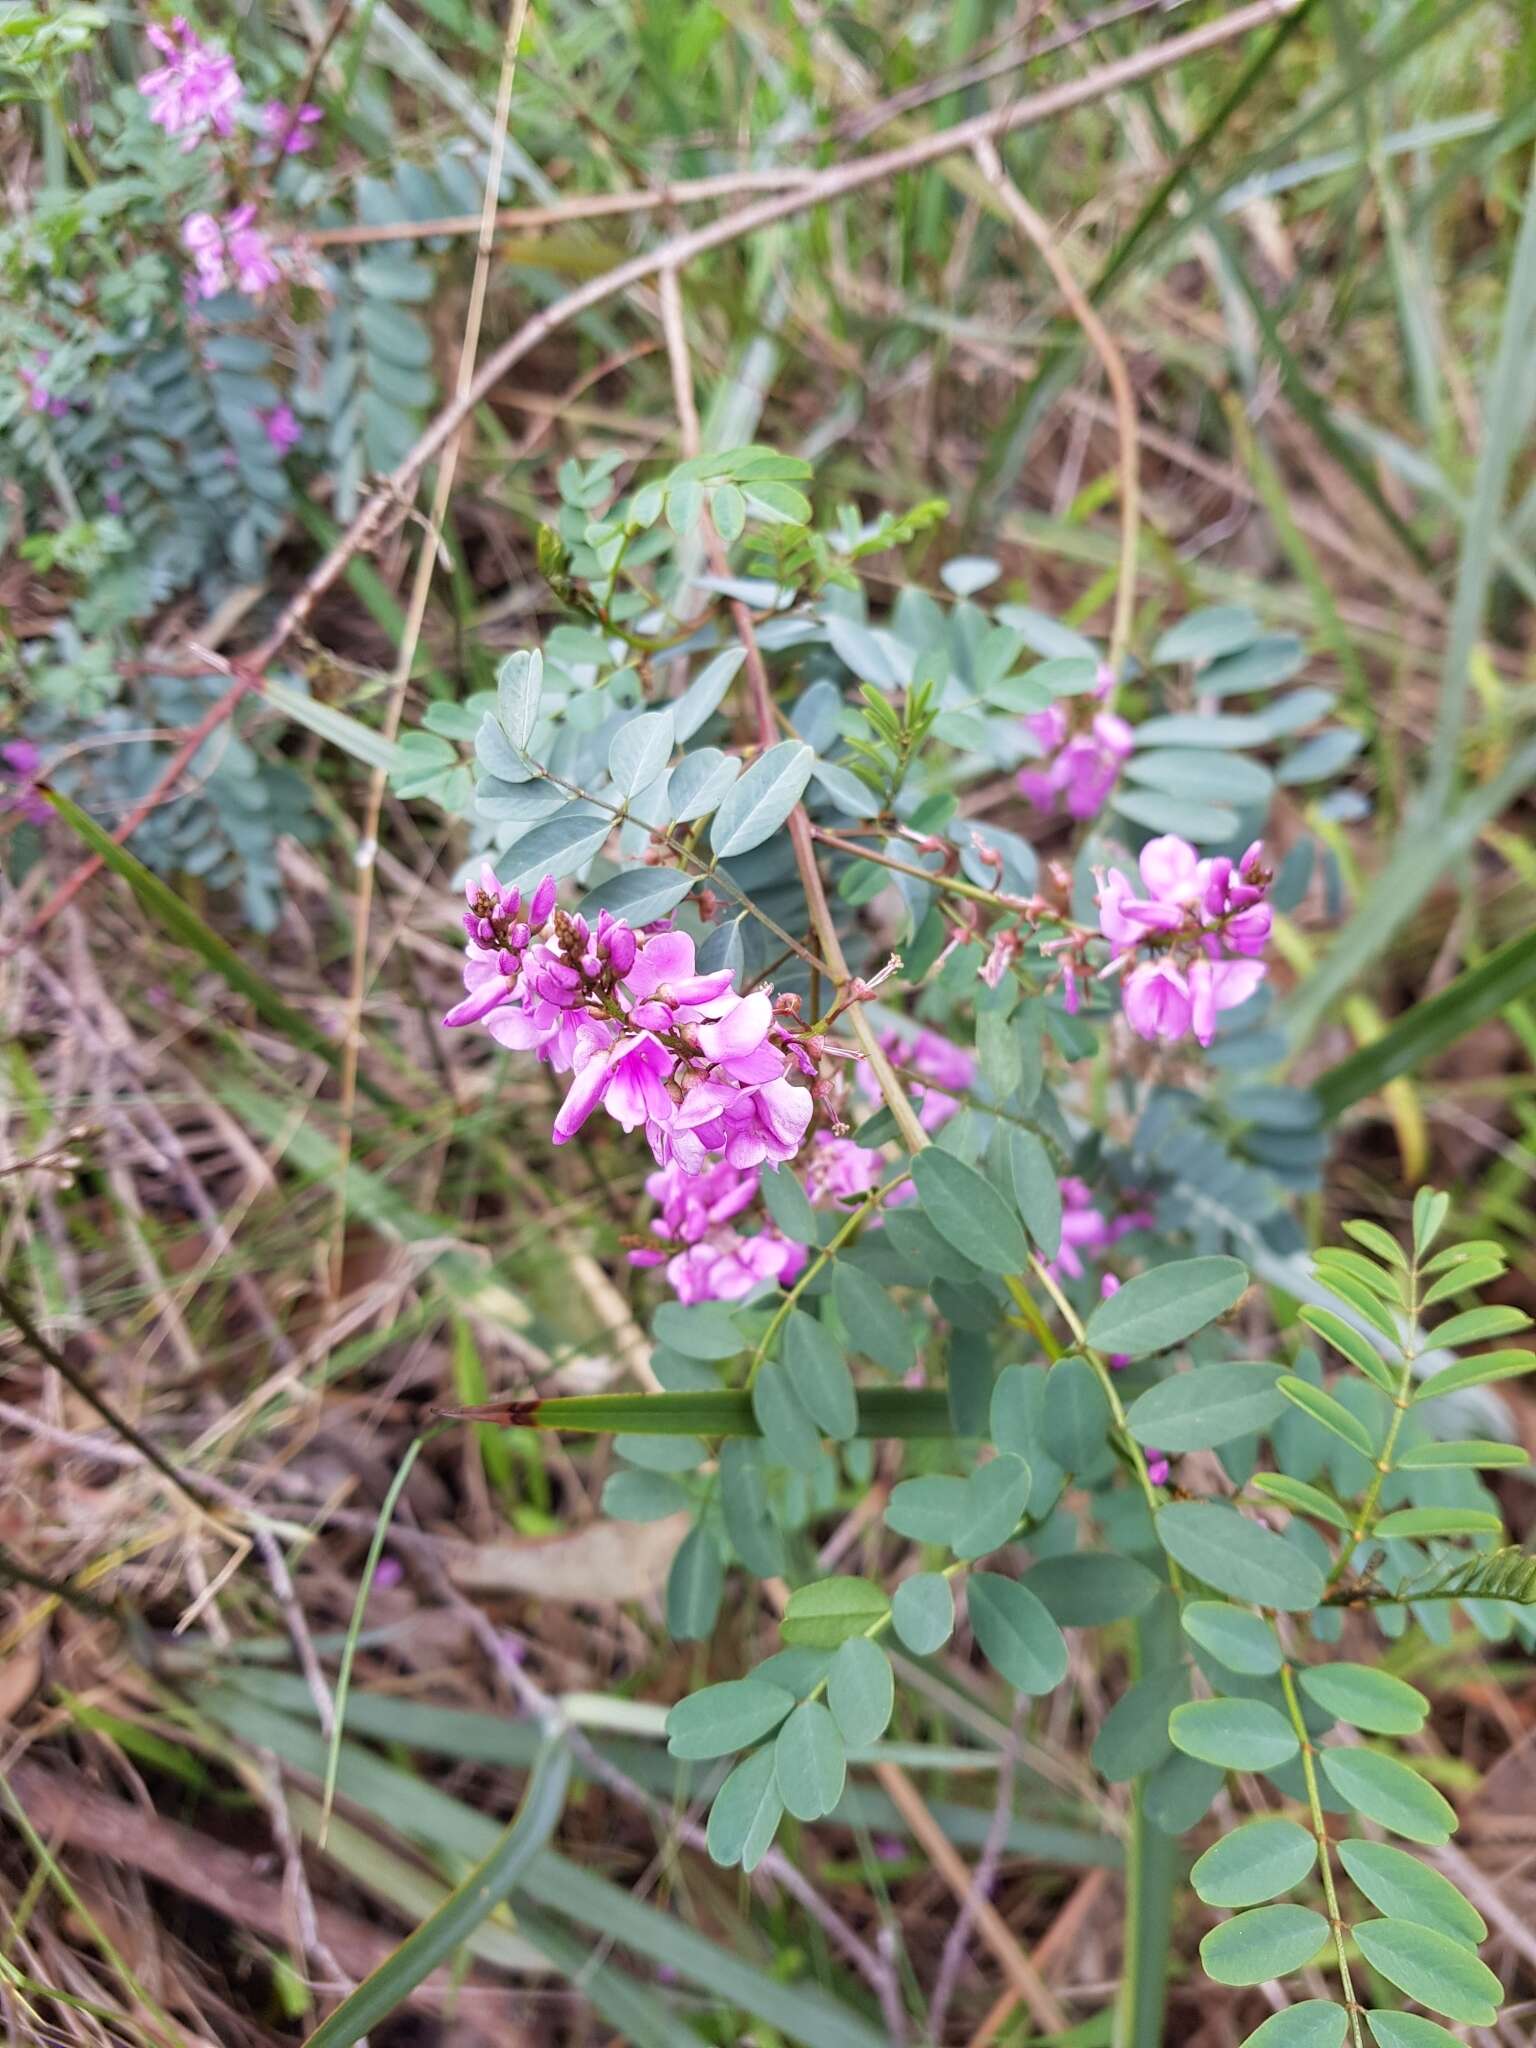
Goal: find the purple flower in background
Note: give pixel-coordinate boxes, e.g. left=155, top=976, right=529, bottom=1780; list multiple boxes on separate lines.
left=182, top=206, right=281, bottom=300
left=1, top=741, right=50, bottom=826
left=262, top=99, right=322, bottom=154
left=18, top=354, right=69, bottom=419
left=1094, top=834, right=1274, bottom=1048
left=1016, top=662, right=1132, bottom=821
left=261, top=403, right=301, bottom=452
left=140, top=17, right=242, bottom=149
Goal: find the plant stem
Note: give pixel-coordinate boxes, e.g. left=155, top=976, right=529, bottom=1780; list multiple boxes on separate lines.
left=1280, top=1661, right=1364, bottom=2047
left=746, top=1172, right=907, bottom=1386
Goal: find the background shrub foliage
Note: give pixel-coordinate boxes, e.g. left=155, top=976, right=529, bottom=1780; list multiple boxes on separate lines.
left=2, top=3, right=1535, bottom=2047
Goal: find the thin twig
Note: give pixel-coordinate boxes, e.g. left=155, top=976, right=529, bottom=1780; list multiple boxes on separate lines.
left=972, top=137, right=1141, bottom=675
left=326, top=0, right=532, bottom=1298
left=929, top=1701, right=1026, bottom=2038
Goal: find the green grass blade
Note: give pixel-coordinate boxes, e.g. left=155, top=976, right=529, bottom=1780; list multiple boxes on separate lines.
left=319, top=1435, right=426, bottom=1845
left=1427, top=145, right=1536, bottom=813
left=1313, top=926, right=1536, bottom=1116
left=302, top=1733, right=572, bottom=2048
left=43, top=787, right=395, bottom=1106
left=447, top=1386, right=957, bottom=1439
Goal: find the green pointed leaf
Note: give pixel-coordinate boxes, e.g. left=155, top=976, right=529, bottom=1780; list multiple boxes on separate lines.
left=710, top=741, right=814, bottom=858
left=1365, top=2015, right=1463, bottom=2048
left=1277, top=1376, right=1378, bottom=1458
left=1251, top=1473, right=1355, bottom=1531
left=1155, top=1504, right=1324, bottom=1612
left=951, top=1453, right=1032, bottom=1560
left=782, top=1311, right=858, bottom=1440
left=1181, top=1602, right=1282, bottom=1676
left=1169, top=1698, right=1298, bottom=1771
left=1298, top=1664, right=1427, bottom=1736
left=496, top=647, right=543, bottom=750
left=666, top=1680, right=795, bottom=1759
left=1191, top=1818, right=1316, bottom=1907
left=760, top=1169, right=820, bottom=1247
left=1395, top=1438, right=1528, bottom=1470
left=1041, top=1355, right=1112, bottom=1470
left=1084, top=1257, right=1248, bottom=1360
left=1126, top=1363, right=1285, bottom=1452
left=892, top=1572, right=954, bottom=1654
left=1298, top=1307, right=1399, bottom=1393
left=774, top=1701, right=846, bottom=1821
left=827, top=1637, right=894, bottom=1748
left=1413, top=1189, right=1451, bottom=1258
left=1370, top=1506, right=1502, bottom=1541
left=832, top=1263, right=916, bottom=1372
left=1200, top=1905, right=1329, bottom=1986
left=667, top=1525, right=723, bottom=1641
left=1318, top=1748, right=1455, bottom=1844
left=608, top=708, right=674, bottom=798
left=1337, top=1841, right=1486, bottom=1947
left=1022, top=1553, right=1159, bottom=1627
left=967, top=1573, right=1069, bottom=1694
left=752, top=1363, right=823, bottom=1472
left=1413, top=1348, right=1536, bottom=1401
left=911, top=1150, right=1027, bottom=1274
left=1352, top=1919, right=1501, bottom=2025
left=781, top=1575, right=889, bottom=1649
left=707, top=1747, right=782, bottom=1872
left=1005, top=1130, right=1062, bottom=1255
left=1431, top=1304, right=1531, bottom=1349
left=1241, top=2006, right=1346, bottom=2048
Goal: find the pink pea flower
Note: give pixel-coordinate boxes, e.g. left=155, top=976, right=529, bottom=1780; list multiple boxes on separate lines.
left=226, top=206, right=281, bottom=295
left=262, top=99, right=322, bottom=154
left=140, top=17, right=243, bottom=149
left=1094, top=834, right=1274, bottom=1048
left=261, top=404, right=301, bottom=452
left=181, top=206, right=282, bottom=301
left=1016, top=666, right=1133, bottom=821
left=1, top=741, right=51, bottom=825
left=666, top=1230, right=807, bottom=1304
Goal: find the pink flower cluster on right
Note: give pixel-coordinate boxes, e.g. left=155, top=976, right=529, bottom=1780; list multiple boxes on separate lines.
left=1096, top=834, right=1272, bottom=1048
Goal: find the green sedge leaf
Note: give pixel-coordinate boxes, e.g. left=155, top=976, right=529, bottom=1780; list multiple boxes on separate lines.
left=1191, top=1817, right=1316, bottom=1907
left=1318, top=1748, right=1455, bottom=1844
left=1277, top=1376, right=1378, bottom=1458
left=1298, top=1663, right=1428, bottom=1735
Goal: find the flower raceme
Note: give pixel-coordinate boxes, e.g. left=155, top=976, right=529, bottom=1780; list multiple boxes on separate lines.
left=139, top=17, right=242, bottom=149
left=1095, top=833, right=1273, bottom=1048
left=443, top=868, right=817, bottom=1177
left=1016, top=663, right=1133, bottom=822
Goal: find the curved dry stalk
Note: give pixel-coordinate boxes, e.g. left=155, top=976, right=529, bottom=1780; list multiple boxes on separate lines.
left=972, top=136, right=1141, bottom=676
left=326, top=0, right=532, bottom=1299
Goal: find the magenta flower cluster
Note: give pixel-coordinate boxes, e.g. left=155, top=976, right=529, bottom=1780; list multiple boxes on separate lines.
left=1016, top=664, right=1133, bottom=822
left=18, top=353, right=69, bottom=419
left=1096, top=834, right=1272, bottom=1048
left=2, top=740, right=50, bottom=826
left=1048, top=1177, right=1153, bottom=1284
left=140, top=17, right=242, bottom=150
left=444, top=867, right=816, bottom=1178
left=182, top=205, right=282, bottom=300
